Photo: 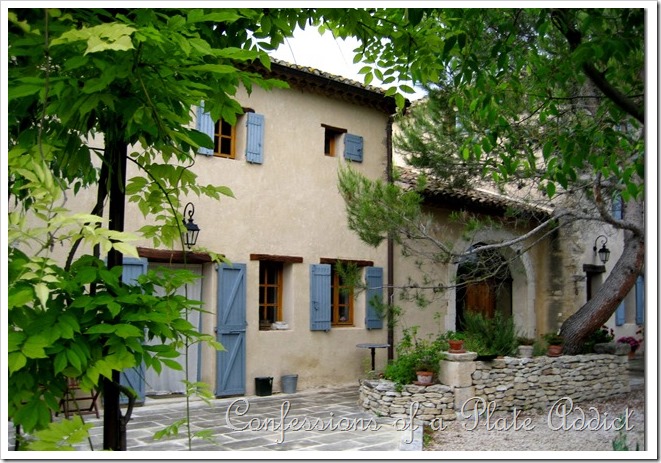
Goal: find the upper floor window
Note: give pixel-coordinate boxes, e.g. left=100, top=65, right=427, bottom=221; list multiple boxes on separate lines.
left=322, top=124, right=347, bottom=157
left=214, top=119, right=236, bottom=159
left=196, top=105, right=264, bottom=164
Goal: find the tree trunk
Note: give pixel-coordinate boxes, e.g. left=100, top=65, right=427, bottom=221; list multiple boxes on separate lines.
left=560, top=198, right=645, bottom=354
left=102, top=117, right=128, bottom=451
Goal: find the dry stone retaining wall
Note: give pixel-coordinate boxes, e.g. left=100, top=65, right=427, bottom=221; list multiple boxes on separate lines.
left=360, top=354, right=630, bottom=421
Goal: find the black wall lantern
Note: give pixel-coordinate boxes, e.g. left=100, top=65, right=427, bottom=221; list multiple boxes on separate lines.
left=593, top=234, right=610, bottom=264
left=183, top=202, right=200, bottom=249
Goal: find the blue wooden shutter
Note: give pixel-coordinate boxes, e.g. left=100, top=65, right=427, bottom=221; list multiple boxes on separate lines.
left=344, top=133, right=364, bottom=162
left=612, top=195, right=623, bottom=219
left=216, top=263, right=247, bottom=396
left=196, top=103, right=214, bottom=156
left=310, top=264, right=331, bottom=331
left=245, top=112, right=265, bottom=164
left=635, top=275, right=644, bottom=324
left=120, top=257, right=148, bottom=404
left=365, top=266, right=384, bottom=330
left=615, top=301, right=625, bottom=326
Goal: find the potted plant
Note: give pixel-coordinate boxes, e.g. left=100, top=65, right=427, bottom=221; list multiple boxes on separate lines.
left=383, top=326, right=444, bottom=388
left=517, top=336, right=535, bottom=358
left=617, top=335, right=642, bottom=359
left=543, top=332, right=564, bottom=357
left=447, top=331, right=466, bottom=353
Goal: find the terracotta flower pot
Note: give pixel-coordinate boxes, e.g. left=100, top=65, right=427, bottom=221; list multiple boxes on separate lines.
left=547, top=345, right=563, bottom=357
left=448, top=339, right=466, bottom=353
left=416, top=371, right=433, bottom=384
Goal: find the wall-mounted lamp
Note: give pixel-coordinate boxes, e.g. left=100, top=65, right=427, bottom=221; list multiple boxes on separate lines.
left=593, top=235, right=610, bottom=264
left=183, top=202, right=200, bottom=249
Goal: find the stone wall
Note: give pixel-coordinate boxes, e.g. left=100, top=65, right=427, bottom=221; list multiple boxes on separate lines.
left=471, top=354, right=630, bottom=410
left=359, top=382, right=457, bottom=423
left=360, top=353, right=630, bottom=421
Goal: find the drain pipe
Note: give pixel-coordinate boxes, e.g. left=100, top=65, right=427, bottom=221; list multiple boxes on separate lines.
left=386, top=116, right=395, bottom=361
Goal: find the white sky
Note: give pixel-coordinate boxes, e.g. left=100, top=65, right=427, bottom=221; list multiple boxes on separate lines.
left=270, top=26, right=427, bottom=100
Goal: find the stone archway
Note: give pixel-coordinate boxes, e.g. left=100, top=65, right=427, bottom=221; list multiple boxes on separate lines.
left=448, top=233, right=536, bottom=337
left=455, top=243, right=512, bottom=329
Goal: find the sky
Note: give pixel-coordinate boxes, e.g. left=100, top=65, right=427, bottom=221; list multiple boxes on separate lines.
left=269, top=26, right=427, bottom=100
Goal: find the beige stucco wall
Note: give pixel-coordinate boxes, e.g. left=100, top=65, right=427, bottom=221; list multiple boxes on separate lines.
left=15, top=80, right=394, bottom=396
left=115, top=84, right=392, bottom=395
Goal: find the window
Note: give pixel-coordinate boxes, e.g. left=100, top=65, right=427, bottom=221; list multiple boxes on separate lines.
left=331, top=264, right=354, bottom=326
left=214, top=119, right=236, bottom=159
left=196, top=104, right=264, bottom=163
left=322, top=124, right=346, bottom=157
left=309, top=262, right=383, bottom=331
left=258, top=261, right=283, bottom=329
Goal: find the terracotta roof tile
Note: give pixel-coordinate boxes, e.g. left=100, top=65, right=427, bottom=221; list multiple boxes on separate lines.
left=396, top=167, right=553, bottom=220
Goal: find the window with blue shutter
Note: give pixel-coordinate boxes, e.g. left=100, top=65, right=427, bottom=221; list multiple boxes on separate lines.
left=615, top=301, right=625, bottom=326
left=612, top=195, right=623, bottom=219
left=365, top=266, right=384, bottom=330
left=246, top=112, right=265, bottom=164
left=196, top=104, right=215, bottom=156
left=635, top=275, right=644, bottom=324
left=310, top=264, right=331, bottom=331
left=344, top=133, right=364, bottom=162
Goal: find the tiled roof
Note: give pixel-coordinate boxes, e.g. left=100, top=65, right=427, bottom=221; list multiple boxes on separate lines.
left=248, top=58, right=404, bottom=114
left=396, top=167, right=553, bottom=220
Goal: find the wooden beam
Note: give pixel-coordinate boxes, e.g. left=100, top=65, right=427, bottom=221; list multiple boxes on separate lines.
left=319, top=257, right=374, bottom=267
left=250, top=253, right=304, bottom=264
left=137, top=247, right=214, bottom=264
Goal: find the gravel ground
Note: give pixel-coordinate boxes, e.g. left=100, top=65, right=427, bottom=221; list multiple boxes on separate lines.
left=425, top=384, right=645, bottom=451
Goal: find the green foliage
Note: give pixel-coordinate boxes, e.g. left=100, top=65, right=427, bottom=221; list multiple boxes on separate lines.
left=23, top=416, right=93, bottom=451
left=532, top=338, right=548, bottom=357
left=543, top=332, right=565, bottom=346
left=517, top=336, right=535, bottom=346
left=612, top=421, right=640, bottom=451
left=462, top=312, right=518, bottom=357
left=384, top=327, right=446, bottom=387
left=338, top=165, right=425, bottom=248
left=582, top=325, right=615, bottom=353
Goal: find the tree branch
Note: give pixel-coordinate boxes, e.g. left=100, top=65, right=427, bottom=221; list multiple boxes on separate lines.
left=551, top=9, right=644, bottom=124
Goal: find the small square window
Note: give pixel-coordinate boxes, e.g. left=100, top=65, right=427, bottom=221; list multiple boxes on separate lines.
left=322, top=124, right=347, bottom=157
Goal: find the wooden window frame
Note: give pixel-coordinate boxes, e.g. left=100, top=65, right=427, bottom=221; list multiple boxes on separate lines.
left=331, top=264, right=354, bottom=326
left=322, top=124, right=347, bottom=157
left=258, top=261, right=283, bottom=329
left=214, top=118, right=236, bottom=159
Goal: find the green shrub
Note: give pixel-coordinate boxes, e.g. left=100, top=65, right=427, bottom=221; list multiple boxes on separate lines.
left=583, top=325, right=615, bottom=353
left=462, top=311, right=518, bottom=356
left=543, top=332, right=564, bottom=346
left=384, top=326, right=445, bottom=387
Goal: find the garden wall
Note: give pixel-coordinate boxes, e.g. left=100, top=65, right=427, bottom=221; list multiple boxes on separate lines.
left=360, top=353, right=630, bottom=422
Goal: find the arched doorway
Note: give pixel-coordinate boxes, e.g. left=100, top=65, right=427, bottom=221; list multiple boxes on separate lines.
left=455, top=243, right=513, bottom=330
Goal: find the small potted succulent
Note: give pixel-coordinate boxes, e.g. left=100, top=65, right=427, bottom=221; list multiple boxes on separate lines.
left=447, top=331, right=466, bottom=353
left=543, top=332, right=564, bottom=357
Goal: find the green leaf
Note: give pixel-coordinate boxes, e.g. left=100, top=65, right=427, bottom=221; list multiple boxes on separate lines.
left=21, top=335, right=49, bottom=359
left=161, top=358, right=183, bottom=371
left=546, top=182, right=556, bottom=198
left=8, top=352, right=27, bottom=375
left=184, top=64, right=237, bottom=74
left=8, top=287, right=33, bottom=308
left=54, top=351, right=68, bottom=375
left=34, top=283, right=49, bottom=308
left=114, top=324, right=144, bottom=338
